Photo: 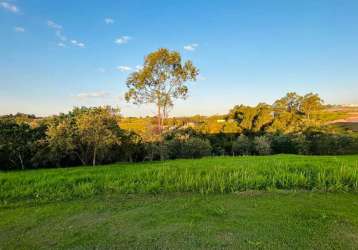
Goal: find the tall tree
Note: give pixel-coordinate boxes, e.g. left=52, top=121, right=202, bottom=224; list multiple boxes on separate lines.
left=0, top=121, right=44, bottom=169
left=47, top=106, right=122, bottom=166
left=273, top=92, right=303, bottom=113
left=125, top=48, right=199, bottom=134
left=75, top=107, right=121, bottom=166
left=300, top=93, right=323, bottom=120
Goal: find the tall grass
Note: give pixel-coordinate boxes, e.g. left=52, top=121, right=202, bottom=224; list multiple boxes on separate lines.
left=1, top=155, right=358, bottom=204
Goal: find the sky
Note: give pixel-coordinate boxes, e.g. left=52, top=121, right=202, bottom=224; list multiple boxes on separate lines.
left=1, top=0, right=358, bottom=117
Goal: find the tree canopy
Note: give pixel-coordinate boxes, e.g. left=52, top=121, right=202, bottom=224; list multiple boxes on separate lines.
left=125, top=48, right=199, bottom=133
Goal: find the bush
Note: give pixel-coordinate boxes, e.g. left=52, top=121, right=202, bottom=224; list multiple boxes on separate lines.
left=232, top=134, right=251, bottom=155
left=253, top=136, right=271, bottom=155
left=270, top=134, right=296, bottom=154
left=292, top=134, right=310, bottom=155
left=181, top=138, right=212, bottom=158
left=165, top=137, right=212, bottom=159
left=304, top=132, right=358, bottom=155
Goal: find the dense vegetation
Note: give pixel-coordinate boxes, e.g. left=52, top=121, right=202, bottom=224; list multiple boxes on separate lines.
left=1, top=155, right=357, bottom=204
left=0, top=92, right=357, bottom=170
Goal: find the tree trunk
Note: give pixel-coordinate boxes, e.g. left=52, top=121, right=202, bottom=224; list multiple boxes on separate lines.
left=75, top=152, right=86, bottom=166
left=92, top=146, right=97, bottom=166
left=18, top=153, right=24, bottom=170
left=129, top=154, right=133, bottom=163
left=157, top=104, right=162, bottom=134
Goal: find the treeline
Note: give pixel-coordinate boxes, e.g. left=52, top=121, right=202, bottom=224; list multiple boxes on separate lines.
left=1, top=92, right=357, bottom=170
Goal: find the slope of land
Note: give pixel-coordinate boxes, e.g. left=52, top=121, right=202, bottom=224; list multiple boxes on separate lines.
left=1, top=155, right=358, bottom=249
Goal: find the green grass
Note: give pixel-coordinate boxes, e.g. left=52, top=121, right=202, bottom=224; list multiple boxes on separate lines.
left=1, top=155, right=358, bottom=249
left=1, top=155, right=358, bottom=204
left=1, top=192, right=358, bottom=249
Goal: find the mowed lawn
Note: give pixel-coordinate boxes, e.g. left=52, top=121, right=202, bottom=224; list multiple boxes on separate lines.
left=1, top=155, right=358, bottom=249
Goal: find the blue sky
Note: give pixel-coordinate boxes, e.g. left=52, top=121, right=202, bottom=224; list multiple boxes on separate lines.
left=1, top=0, right=358, bottom=117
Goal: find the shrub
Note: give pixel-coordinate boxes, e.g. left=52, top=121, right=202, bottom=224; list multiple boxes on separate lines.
left=292, top=134, right=310, bottom=155
left=253, top=136, right=271, bottom=155
left=181, top=138, right=212, bottom=158
left=270, top=134, right=296, bottom=154
left=232, top=134, right=251, bottom=155
left=144, top=143, right=164, bottom=161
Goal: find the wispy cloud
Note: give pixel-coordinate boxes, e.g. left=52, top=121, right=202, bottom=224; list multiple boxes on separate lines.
left=105, top=17, right=114, bottom=24
left=14, top=26, right=25, bottom=32
left=117, top=66, right=132, bottom=72
left=115, top=36, right=131, bottom=45
left=47, top=20, right=87, bottom=48
left=47, top=20, right=62, bottom=30
left=97, top=67, right=106, bottom=73
left=0, top=2, right=19, bottom=13
left=184, top=43, right=199, bottom=51
left=75, top=91, right=110, bottom=99
left=71, top=40, right=85, bottom=48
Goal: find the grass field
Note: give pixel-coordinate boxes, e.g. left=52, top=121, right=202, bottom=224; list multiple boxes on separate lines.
left=1, top=155, right=358, bottom=204
left=1, top=155, right=358, bottom=249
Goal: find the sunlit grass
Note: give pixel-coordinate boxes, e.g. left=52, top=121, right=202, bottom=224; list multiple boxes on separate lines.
left=1, top=155, right=358, bottom=204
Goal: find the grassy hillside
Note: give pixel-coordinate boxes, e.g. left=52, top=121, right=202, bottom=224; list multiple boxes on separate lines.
left=1, top=155, right=358, bottom=204
left=1, top=155, right=358, bottom=249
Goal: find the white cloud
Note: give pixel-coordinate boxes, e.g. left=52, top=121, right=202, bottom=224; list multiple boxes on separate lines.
left=0, top=2, right=19, bottom=13
left=115, top=36, right=131, bottom=45
left=105, top=18, right=114, bottom=24
left=75, top=91, right=110, bottom=99
left=14, top=26, right=25, bottom=32
left=184, top=43, right=199, bottom=51
left=97, top=67, right=106, bottom=73
left=47, top=20, right=85, bottom=49
left=71, top=40, right=85, bottom=48
left=117, top=66, right=132, bottom=72
left=47, top=20, right=62, bottom=30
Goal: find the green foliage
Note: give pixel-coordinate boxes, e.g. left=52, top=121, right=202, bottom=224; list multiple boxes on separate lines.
left=300, top=93, right=324, bottom=120
left=304, top=130, right=358, bottom=155
left=180, top=137, right=212, bottom=158
left=232, top=134, right=251, bottom=155
left=228, top=103, right=273, bottom=134
left=164, top=130, right=212, bottom=159
left=0, top=121, right=45, bottom=169
left=253, top=136, right=271, bottom=155
left=125, top=48, right=199, bottom=132
left=1, top=92, right=357, bottom=170
left=47, top=106, right=123, bottom=166
left=270, top=134, right=296, bottom=154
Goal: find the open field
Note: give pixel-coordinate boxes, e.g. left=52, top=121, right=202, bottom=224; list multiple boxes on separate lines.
left=1, top=192, right=358, bottom=249
left=1, top=155, right=358, bottom=249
